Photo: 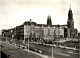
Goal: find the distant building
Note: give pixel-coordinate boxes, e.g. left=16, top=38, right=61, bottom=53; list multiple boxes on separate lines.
left=1, top=6, right=79, bottom=42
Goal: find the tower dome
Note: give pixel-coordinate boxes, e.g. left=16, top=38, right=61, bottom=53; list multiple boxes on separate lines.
left=69, top=9, right=72, bottom=14
left=68, top=4, right=72, bottom=14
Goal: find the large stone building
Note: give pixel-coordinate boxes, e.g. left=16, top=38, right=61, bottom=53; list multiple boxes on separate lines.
left=1, top=7, right=78, bottom=42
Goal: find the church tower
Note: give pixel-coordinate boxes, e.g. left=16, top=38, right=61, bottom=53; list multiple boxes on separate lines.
left=67, top=5, right=74, bottom=28
left=47, top=15, right=52, bottom=26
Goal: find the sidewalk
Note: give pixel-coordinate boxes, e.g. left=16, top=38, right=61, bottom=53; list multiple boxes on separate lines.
left=46, top=44, right=80, bottom=51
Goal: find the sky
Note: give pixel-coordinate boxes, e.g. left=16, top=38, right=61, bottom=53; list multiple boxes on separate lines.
left=0, top=0, right=80, bottom=34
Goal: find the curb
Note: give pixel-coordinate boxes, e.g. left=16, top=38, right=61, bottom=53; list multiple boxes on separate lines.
left=30, top=42, right=80, bottom=51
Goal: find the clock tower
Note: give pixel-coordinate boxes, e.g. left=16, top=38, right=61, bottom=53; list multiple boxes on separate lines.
left=67, top=5, right=74, bottom=28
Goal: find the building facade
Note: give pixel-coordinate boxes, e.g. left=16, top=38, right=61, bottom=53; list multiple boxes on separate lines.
left=1, top=7, right=79, bottom=42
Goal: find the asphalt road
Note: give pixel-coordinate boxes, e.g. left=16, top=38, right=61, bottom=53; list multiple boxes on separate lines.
left=28, top=43, right=80, bottom=58
left=1, top=40, right=80, bottom=58
left=0, top=41, right=43, bottom=58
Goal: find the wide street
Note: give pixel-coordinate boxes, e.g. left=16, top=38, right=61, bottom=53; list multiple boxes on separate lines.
left=0, top=41, right=43, bottom=58
left=0, top=40, right=80, bottom=58
left=28, top=42, right=80, bottom=58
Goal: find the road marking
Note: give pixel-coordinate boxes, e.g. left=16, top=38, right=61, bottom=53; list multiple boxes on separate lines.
left=67, top=51, right=79, bottom=54
left=57, top=53, right=71, bottom=57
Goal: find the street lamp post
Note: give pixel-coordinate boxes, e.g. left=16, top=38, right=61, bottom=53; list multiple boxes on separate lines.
left=6, top=32, right=8, bottom=43
left=28, top=20, right=32, bottom=53
left=28, top=37, right=29, bottom=53
left=51, top=35, right=53, bottom=58
left=11, top=30, right=13, bottom=39
left=52, top=45, right=53, bottom=58
left=23, top=36, right=25, bottom=43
